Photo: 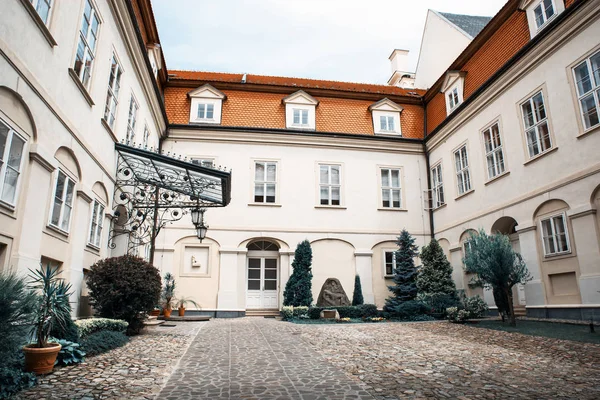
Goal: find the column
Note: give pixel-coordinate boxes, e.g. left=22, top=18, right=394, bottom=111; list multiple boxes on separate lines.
left=354, top=250, right=374, bottom=304
left=516, top=224, right=546, bottom=307
left=568, top=208, right=600, bottom=304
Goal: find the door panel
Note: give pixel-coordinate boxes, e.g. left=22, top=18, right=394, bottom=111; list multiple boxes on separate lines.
left=246, top=256, right=278, bottom=309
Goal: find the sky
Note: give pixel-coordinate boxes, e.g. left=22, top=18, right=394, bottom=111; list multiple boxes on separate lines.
left=152, top=0, right=507, bottom=85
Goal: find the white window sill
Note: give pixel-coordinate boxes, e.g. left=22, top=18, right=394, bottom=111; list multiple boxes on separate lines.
left=315, top=205, right=346, bottom=210
left=432, top=203, right=447, bottom=212
left=377, top=207, right=407, bottom=212
left=523, top=146, right=558, bottom=166
left=191, top=119, right=219, bottom=124
left=484, top=170, right=510, bottom=185
left=68, top=68, right=94, bottom=107
left=85, top=243, right=101, bottom=255
left=0, top=200, right=17, bottom=219
left=455, top=189, right=474, bottom=201
left=248, top=202, right=282, bottom=207
left=543, top=250, right=574, bottom=260
left=289, top=125, right=315, bottom=130
left=375, top=131, right=402, bottom=136
left=18, top=0, right=57, bottom=47
left=576, top=124, right=600, bottom=139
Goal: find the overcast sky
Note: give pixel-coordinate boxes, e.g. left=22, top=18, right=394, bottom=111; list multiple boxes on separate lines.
left=152, top=0, right=507, bottom=84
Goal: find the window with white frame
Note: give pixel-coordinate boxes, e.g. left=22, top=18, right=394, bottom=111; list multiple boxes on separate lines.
left=88, top=199, right=104, bottom=248
left=29, top=0, right=53, bottom=25
left=50, top=171, right=76, bottom=232
left=142, top=125, right=150, bottom=147
left=540, top=213, right=570, bottom=255
left=197, top=103, right=215, bottom=120
left=379, top=115, right=395, bottom=132
left=73, top=0, right=100, bottom=89
left=380, top=168, right=401, bottom=208
left=454, top=145, right=471, bottom=195
left=448, top=87, right=460, bottom=111
left=431, top=163, right=445, bottom=208
left=483, top=122, right=506, bottom=179
left=319, top=164, right=341, bottom=206
left=254, top=161, right=277, bottom=203
left=521, top=91, right=552, bottom=157
left=533, top=0, right=555, bottom=30
left=126, top=95, right=138, bottom=143
left=0, top=120, right=26, bottom=206
left=103, top=53, right=122, bottom=129
left=292, top=109, right=309, bottom=126
left=191, top=158, right=215, bottom=168
left=384, top=250, right=397, bottom=276
left=573, top=51, right=600, bottom=131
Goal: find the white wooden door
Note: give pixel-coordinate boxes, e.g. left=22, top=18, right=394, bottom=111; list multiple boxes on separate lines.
left=246, top=257, right=278, bottom=309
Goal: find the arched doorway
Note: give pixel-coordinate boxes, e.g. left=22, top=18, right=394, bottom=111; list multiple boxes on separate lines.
left=491, top=216, right=526, bottom=306
left=246, top=240, right=280, bottom=310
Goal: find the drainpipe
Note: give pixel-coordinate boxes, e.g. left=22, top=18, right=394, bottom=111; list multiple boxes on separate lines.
left=423, top=98, right=435, bottom=240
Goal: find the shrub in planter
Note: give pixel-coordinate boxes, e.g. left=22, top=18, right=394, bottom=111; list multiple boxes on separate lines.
left=86, top=255, right=161, bottom=335
left=75, top=318, right=128, bottom=338
left=54, top=340, right=85, bottom=366
left=79, top=331, right=129, bottom=356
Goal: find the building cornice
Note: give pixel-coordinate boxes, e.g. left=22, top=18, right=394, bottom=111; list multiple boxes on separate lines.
left=167, top=125, right=424, bottom=155
left=425, top=0, right=596, bottom=151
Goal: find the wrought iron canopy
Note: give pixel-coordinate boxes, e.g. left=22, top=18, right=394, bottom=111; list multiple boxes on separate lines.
left=109, top=142, right=231, bottom=255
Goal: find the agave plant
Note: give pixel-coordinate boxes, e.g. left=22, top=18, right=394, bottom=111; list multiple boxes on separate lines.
left=160, top=273, right=176, bottom=310
left=28, top=264, right=73, bottom=348
left=176, top=296, right=201, bottom=309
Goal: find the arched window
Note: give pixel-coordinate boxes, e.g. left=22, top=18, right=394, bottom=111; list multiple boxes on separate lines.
left=247, top=240, right=280, bottom=251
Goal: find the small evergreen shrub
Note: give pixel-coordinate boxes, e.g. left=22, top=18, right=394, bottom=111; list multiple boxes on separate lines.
left=307, top=304, right=377, bottom=319
left=292, top=306, right=309, bottom=318
left=390, top=300, right=429, bottom=320
left=50, top=317, right=80, bottom=342
left=417, top=292, right=459, bottom=317
left=308, top=307, right=322, bottom=319
left=80, top=331, right=129, bottom=356
left=408, top=314, right=436, bottom=322
left=384, top=230, right=419, bottom=313
left=464, top=295, right=489, bottom=318
left=283, top=241, right=313, bottom=306
left=281, top=306, right=294, bottom=321
left=446, top=307, right=471, bottom=323
left=54, top=339, right=85, bottom=366
left=76, top=318, right=128, bottom=338
left=351, top=275, right=364, bottom=306
left=86, top=255, right=161, bottom=335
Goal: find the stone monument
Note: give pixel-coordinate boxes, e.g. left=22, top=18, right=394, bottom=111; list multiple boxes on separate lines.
left=316, top=278, right=350, bottom=307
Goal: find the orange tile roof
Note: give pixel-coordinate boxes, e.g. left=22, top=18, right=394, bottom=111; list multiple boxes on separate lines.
left=168, top=70, right=426, bottom=97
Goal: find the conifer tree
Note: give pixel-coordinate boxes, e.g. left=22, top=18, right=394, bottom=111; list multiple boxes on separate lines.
left=384, top=229, right=419, bottom=313
left=283, top=240, right=313, bottom=306
left=352, top=274, right=364, bottom=306
left=417, top=239, right=457, bottom=297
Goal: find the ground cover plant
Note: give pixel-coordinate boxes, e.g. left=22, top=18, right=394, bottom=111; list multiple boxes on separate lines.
left=79, top=330, right=130, bottom=356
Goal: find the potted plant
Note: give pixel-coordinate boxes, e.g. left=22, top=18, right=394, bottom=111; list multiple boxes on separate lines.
left=176, top=297, right=201, bottom=317
left=23, top=264, right=73, bottom=374
left=160, top=273, right=176, bottom=319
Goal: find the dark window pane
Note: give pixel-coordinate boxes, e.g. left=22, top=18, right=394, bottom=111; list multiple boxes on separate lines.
left=265, top=259, right=277, bottom=269
left=248, top=269, right=260, bottom=279
left=264, top=280, right=277, bottom=290
left=265, top=269, right=277, bottom=279
left=248, top=280, right=260, bottom=290
left=331, top=199, right=340, bottom=206
left=248, top=258, right=260, bottom=269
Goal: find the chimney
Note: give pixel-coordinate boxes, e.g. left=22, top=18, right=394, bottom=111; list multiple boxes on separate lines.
left=388, top=49, right=415, bottom=88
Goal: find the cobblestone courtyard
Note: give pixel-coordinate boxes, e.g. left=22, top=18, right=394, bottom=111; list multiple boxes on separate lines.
left=14, top=318, right=600, bottom=399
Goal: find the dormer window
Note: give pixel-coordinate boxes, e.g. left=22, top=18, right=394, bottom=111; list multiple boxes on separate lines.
left=283, top=90, right=318, bottom=130
left=441, top=71, right=466, bottom=115
left=188, top=84, right=226, bottom=125
left=520, top=0, right=563, bottom=38
left=369, top=98, right=403, bottom=135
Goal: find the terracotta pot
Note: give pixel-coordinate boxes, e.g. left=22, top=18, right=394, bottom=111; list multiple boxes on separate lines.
left=23, top=343, right=62, bottom=375
left=150, top=309, right=160, bottom=317
left=178, top=306, right=185, bottom=317
left=163, top=307, right=172, bottom=318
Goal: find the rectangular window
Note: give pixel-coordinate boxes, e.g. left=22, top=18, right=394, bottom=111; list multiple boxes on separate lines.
left=126, top=95, right=138, bottom=143
left=431, top=164, right=445, bottom=208
left=293, top=109, right=309, bottom=125
left=73, top=0, right=100, bottom=89
left=573, top=51, right=600, bottom=130
left=483, top=123, right=505, bottom=179
left=88, top=200, right=104, bottom=247
left=197, top=103, right=214, bottom=120
left=448, top=87, right=460, bottom=110
left=380, top=168, right=401, bottom=208
left=521, top=91, right=552, bottom=157
left=454, top=145, right=471, bottom=195
left=50, top=171, right=75, bottom=232
left=103, top=53, right=122, bottom=129
left=29, top=0, right=53, bottom=25
left=142, top=125, right=150, bottom=148
left=0, top=121, right=26, bottom=206
left=534, top=0, right=555, bottom=29
left=541, top=213, right=570, bottom=255
left=191, top=158, right=215, bottom=168
left=254, top=161, right=277, bottom=203
left=379, top=115, right=395, bottom=132
left=319, top=164, right=341, bottom=206
left=384, top=251, right=396, bottom=276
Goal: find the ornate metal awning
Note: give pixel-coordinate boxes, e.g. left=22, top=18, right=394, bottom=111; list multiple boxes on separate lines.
left=108, top=142, right=231, bottom=255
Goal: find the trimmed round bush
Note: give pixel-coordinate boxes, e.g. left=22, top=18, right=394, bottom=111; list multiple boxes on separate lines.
left=86, top=255, right=161, bottom=335
left=75, top=318, right=128, bottom=338
left=79, top=331, right=129, bottom=356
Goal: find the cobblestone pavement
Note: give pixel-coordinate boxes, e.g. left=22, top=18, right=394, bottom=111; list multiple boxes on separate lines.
left=300, top=320, right=600, bottom=399
left=158, top=318, right=373, bottom=400
left=14, top=322, right=204, bottom=400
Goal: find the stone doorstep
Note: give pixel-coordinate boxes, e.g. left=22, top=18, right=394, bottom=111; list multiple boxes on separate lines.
left=143, top=319, right=165, bottom=326
left=158, top=315, right=211, bottom=322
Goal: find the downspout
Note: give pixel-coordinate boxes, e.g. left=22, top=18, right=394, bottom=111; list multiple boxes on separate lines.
left=423, top=98, right=435, bottom=240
